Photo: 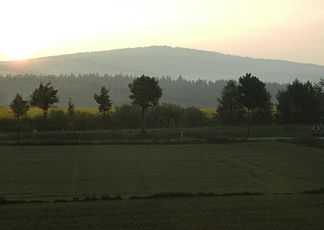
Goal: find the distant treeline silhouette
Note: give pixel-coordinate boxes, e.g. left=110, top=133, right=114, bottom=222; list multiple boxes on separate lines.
left=0, top=73, right=285, bottom=108
left=0, top=73, right=323, bottom=134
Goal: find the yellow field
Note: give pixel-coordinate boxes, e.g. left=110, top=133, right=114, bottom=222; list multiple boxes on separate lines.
left=0, top=107, right=101, bottom=118
left=0, top=107, right=215, bottom=118
left=200, top=108, right=217, bottom=118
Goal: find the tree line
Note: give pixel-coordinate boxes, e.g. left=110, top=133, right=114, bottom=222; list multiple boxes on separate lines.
left=0, top=73, right=285, bottom=108
left=217, top=73, right=324, bottom=131
left=1, top=73, right=323, bottom=135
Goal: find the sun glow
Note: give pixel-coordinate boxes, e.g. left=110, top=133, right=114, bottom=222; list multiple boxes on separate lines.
left=2, top=44, right=35, bottom=61
left=0, top=0, right=323, bottom=64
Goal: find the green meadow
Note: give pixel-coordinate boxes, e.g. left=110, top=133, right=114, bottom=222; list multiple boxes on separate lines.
left=1, top=142, right=323, bottom=200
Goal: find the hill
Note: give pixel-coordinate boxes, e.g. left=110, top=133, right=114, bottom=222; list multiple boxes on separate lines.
left=1, top=46, right=323, bottom=83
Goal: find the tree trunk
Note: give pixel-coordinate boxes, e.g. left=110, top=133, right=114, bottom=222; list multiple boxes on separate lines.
left=16, top=116, right=20, bottom=144
left=141, top=107, right=146, bottom=135
left=247, top=108, right=250, bottom=135
left=42, top=109, right=48, bottom=130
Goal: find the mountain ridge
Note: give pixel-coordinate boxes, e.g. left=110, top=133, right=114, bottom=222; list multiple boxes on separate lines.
left=1, top=46, right=323, bottom=83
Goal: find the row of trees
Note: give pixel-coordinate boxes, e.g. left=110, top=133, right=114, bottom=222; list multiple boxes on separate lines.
left=217, top=73, right=324, bottom=131
left=9, top=75, right=162, bottom=134
left=5, top=73, right=324, bottom=135
left=1, top=104, right=208, bottom=133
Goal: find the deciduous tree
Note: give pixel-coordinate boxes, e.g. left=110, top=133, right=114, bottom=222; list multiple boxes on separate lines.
left=277, top=79, right=322, bottom=123
left=94, top=87, right=112, bottom=116
left=217, top=80, right=245, bottom=125
left=10, top=94, right=29, bottom=142
left=238, top=73, right=271, bottom=133
left=129, top=75, right=162, bottom=134
left=31, top=83, right=59, bottom=124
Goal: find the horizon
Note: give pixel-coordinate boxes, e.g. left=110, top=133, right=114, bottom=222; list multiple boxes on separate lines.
left=0, top=0, right=323, bottom=66
left=1, top=45, right=324, bottom=68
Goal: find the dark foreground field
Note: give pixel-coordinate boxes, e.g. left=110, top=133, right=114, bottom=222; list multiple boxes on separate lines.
left=0, top=142, right=323, bottom=229
left=1, top=194, right=324, bottom=230
left=1, top=142, right=324, bottom=200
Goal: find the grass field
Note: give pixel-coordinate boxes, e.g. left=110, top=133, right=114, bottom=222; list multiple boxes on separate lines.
left=1, top=194, right=323, bottom=230
left=0, top=142, right=323, bottom=200
left=1, top=142, right=324, bottom=229
left=0, top=125, right=310, bottom=144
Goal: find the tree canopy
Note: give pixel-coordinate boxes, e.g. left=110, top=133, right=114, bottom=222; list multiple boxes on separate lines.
left=10, top=94, right=29, bottom=120
left=129, top=75, right=162, bottom=133
left=238, top=73, right=271, bottom=133
left=94, top=87, right=112, bottom=115
left=238, top=73, right=271, bottom=110
left=276, top=79, right=323, bottom=124
left=217, top=80, right=245, bottom=125
left=30, top=83, right=59, bottom=120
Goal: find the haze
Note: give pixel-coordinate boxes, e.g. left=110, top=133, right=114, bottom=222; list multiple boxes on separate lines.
left=0, top=0, right=323, bottom=65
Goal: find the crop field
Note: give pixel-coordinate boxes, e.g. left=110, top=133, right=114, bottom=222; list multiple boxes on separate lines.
left=0, top=142, right=323, bottom=200
left=1, top=107, right=213, bottom=118
left=0, top=142, right=324, bottom=229
left=0, top=107, right=100, bottom=118
left=1, top=194, right=323, bottom=230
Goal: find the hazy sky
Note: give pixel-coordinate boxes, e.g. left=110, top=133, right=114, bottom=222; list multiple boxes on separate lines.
left=0, top=0, right=323, bottom=65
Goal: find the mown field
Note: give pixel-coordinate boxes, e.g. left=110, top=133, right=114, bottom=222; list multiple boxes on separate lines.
left=0, top=142, right=323, bottom=200
left=0, top=125, right=310, bottom=144
left=1, top=194, right=323, bottom=230
left=1, top=142, right=324, bottom=229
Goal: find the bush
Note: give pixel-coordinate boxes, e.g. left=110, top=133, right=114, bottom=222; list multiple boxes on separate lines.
left=184, top=107, right=206, bottom=127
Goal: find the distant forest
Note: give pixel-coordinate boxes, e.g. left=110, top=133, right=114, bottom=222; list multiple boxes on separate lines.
left=0, top=74, right=285, bottom=108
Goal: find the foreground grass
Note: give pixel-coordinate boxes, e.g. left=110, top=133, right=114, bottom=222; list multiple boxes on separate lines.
left=0, top=142, right=323, bottom=200
left=0, top=194, right=323, bottom=230
left=0, top=125, right=310, bottom=144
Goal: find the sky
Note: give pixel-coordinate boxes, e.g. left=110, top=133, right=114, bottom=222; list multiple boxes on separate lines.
left=0, top=0, right=323, bottom=65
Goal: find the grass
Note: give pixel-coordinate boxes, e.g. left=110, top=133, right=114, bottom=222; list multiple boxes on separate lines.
left=0, top=125, right=311, bottom=145
left=1, top=142, right=323, bottom=229
left=0, top=142, right=323, bottom=200
left=0, top=194, right=323, bottom=230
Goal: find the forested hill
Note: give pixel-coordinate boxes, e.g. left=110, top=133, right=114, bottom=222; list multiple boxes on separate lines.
left=0, top=46, right=323, bottom=83
left=0, top=74, right=285, bottom=108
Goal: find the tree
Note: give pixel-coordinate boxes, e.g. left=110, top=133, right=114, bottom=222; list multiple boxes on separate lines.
left=217, top=80, right=245, bottom=125
left=129, top=75, right=162, bottom=134
left=31, top=83, right=59, bottom=124
left=10, top=94, right=29, bottom=121
left=10, top=94, right=29, bottom=142
left=276, top=79, right=322, bottom=124
left=238, top=73, right=271, bottom=134
left=94, top=87, right=112, bottom=116
left=113, top=104, right=141, bottom=129
left=67, top=98, right=75, bottom=130
left=184, top=107, right=205, bottom=127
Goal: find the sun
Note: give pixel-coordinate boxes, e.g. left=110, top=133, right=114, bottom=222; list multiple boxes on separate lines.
left=2, top=44, right=34, bottom=61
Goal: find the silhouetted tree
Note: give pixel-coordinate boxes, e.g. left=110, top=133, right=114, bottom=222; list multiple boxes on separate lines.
left=147, top=103, right=184, bottom=128
left=10, top=94, right=29, bottom=121
left=31, top=83, right=59, bottom=127
left=94, top=87, right=112, bottom=116
left=112, top=104, right=141, bottom=129
left=217, top=80, right=245, bottom=125
left=129, top=75, right=162, bottom=134
left=10, top=94, right=29, bottom=142
left=277, top=79, right=323, bottom=124
left=184, top=107, right=205, bottom=127
left=67, top=98, right=75, bottom=130
left=238, top=73, right=271, bottom=133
